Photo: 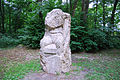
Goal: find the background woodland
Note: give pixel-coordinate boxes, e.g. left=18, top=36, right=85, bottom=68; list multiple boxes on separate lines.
left=0, top=0, right=120, bottom=52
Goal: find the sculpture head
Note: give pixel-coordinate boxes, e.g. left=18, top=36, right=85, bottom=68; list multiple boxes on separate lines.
left=45, top=9, right=64, bottom=29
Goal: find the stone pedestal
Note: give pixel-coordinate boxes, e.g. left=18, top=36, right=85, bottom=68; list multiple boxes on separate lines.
left=40, top=9, right=71, bottom=74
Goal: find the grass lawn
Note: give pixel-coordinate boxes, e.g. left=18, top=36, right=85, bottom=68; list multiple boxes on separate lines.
left=0, top=48, right=120, bottom=80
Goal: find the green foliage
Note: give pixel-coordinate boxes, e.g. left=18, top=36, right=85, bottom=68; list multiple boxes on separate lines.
left=70, top=18, right=120, bottom=52
left=70, top=18, right=98, bottom=52
left=88, top=29, right=120, bottom=51
left=70, top=25, right=84, bottom=51
left=88, top=29, right=108, bottom=49
left=65, top=72, right=70, bottom=76
left=1, top=0, right=120, bottom=52
left=18, top=22, right=44, bottom=48
left=109, top=37, right=120, bottom=49
left=17, top=1, right=45, bottom=48
left=0, top=34, right=19, bottom=48
left=16, top=0, right=69, bottom=49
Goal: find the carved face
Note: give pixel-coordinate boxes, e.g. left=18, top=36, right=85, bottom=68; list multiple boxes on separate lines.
left=45, top=9, right=64, bottom=29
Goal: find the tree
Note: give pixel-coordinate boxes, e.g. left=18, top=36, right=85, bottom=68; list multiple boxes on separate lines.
left=66, top=0, right=69, bottom=12
left=37, top=0, right=43, bottom=24
left=110, top=0, right=119, bottom=28
left=69, top=0, right=72, bottom=14
left=0, top=0, right=1, bottom=32
left=1, top=0, right=5, bottom=33
left=72, top=0, right=78, bottom=17
left=81, top=0, right=89, bottom=25
left=8, top=0, right=11, bottom=33
left=94, top=0, right=98, bottom=28
left=102, top=0, right=105, bottom=28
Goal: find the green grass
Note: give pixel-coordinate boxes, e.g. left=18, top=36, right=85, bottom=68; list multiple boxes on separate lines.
left=1, top=48, right=120, bottom=80
left=65, top=72, right=70, bottom=76
left=2, top=59, right=42, bottom=80
left=72, top=53, right=120, bottom=80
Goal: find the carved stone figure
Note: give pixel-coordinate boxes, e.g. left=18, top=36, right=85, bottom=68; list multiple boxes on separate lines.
left=40, top=9, right=71, bottom=74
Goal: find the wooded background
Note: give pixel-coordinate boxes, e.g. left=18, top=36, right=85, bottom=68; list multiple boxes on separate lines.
left=0, top=0, right=120, bottom=52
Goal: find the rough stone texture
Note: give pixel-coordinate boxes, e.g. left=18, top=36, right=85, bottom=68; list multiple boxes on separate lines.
left=40, top=9, right=71, bottom=74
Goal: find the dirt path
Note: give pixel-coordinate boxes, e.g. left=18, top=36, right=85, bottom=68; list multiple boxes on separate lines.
left=23, top=71, right=87, bottom=80
left=22, top=54, right=88, bottom=80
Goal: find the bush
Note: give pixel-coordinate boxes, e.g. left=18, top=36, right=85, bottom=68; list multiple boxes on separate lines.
left=18, top=15, right=44, bottom=48
left=70, top=25, right=84, bottom=52
left=0, top=33, right=19, bottom=48
left=18, top=17, right=120, bottom=52
left=70, top=18, right=98, bottom=52
left=88, top=29, right=108, bottom=50
left=70, top=17, right=120, bottom=52
left=87, top=28, right=120, bottom=51
left=108, top=36, right=120, bottom=49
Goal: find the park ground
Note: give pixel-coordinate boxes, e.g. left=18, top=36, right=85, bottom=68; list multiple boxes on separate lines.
left=0, top=47, right=120, bottom=80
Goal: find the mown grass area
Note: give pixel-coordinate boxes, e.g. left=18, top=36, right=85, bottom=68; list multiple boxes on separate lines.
left=72, top=50, right=120, bottom=80
left=1, top=59, right=41, bottom=80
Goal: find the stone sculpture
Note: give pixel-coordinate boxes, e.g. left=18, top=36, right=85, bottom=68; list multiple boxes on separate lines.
left=40, top=9, right=71, bottom=74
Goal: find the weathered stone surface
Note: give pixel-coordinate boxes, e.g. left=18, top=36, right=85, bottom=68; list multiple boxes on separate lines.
left=40, top=9, right=71, bottom=74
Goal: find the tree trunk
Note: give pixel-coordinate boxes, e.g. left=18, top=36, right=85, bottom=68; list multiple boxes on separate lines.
left=85, top=0, right=89, bottom=21
left=37, top=0, right=42, bottom=2
left=102, top=0, right=105, bottom=28
left=7, top=0, right=11, bottom=33
left=110, top=0, right=119, bottom=28
left=72, top=0, right=78, bottom=17
left=94, top=0, right=98, bottom=28
left=0, top=0, right=1, bottom=33
left=69, top=0, right=72, bottom=14
left=1, top=0, right=4, bottom=33
left=37, top=0, right=43, bottom=23
left=81, top=0, right=89, bottom=25
left=66, top=0, right=68, bottom=12
left=9, top=4, right=11, bottom=33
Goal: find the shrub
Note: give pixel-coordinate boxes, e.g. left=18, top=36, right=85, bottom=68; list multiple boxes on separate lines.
left=18, top=17, right=120, bottom=52
left=18, top=15, right=44, bottom=48
left=88, top=29, right=108, bottom=50
left=0, top=33, right=19, bottom=48
left=88, top=28, right=120, bottom=51
left=108, top=36, right=120, bottom=49
left=70, top=19, right=120, bottom=52
left=70, top=18, right=98, bottom=52
left=70, top=17, right=85, bottom=52
left=70, top=25, right=84, bottom=52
